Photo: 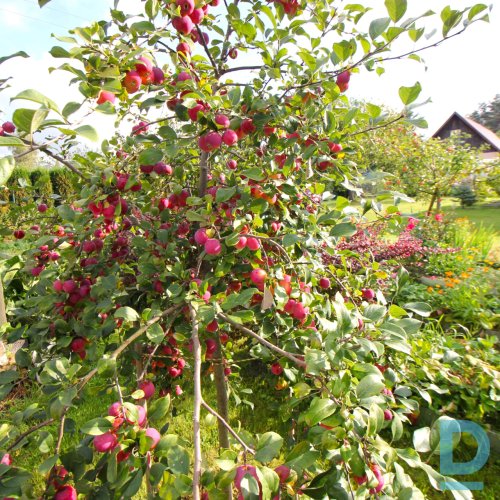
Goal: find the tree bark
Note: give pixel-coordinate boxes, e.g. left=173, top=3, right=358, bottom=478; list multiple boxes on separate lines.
left=213, top=335, right=230, bottom=450
left=427, top=191, right=437, bottom=215
left=0, top=278, right=6, bottom=326
left=190, top=305, right=202, bottom=500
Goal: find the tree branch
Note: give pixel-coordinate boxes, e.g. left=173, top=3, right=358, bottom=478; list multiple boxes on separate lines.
left=198, top=151, right=209, bottom=197
left=190, top=304, right=202, bottom=500
left=196, top=25, right=219, bottom=78
left=201, top=400, right=255, bottom=454
left=217, top=313, right=306, bottom=368
left=7, top=418, right=55, bottom=451
left=220, top=65, right=262, bottom=75
left=346, top=114, right=405, bottom=138
left=16, top=137, right=86, bottom=179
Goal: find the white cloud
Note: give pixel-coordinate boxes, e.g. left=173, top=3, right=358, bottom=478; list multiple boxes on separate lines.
left=1, top=3, right=27, bottom=28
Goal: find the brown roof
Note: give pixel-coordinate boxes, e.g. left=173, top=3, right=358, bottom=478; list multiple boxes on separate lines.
left=432, top=112, right=500, bottom=152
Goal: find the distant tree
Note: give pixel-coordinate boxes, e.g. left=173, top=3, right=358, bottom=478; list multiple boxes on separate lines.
left=470, top=94, right=500, bottom=133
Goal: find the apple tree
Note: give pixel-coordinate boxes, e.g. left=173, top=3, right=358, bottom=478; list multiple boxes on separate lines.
left=0, top=0, right=490, bottom=498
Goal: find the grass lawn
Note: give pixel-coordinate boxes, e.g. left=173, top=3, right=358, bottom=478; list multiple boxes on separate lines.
left=2, top=368, right=499, bottom=499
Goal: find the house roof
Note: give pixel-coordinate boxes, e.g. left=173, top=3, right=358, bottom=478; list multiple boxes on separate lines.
left=432, top=112, right=500, bottom=152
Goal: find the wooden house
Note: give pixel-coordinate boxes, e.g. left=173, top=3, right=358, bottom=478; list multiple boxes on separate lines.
left=432, top=112, right=500, bottom=160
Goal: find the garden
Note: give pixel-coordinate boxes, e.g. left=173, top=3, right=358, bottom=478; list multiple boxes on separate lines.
left=0, top=1, right=498, bottom=499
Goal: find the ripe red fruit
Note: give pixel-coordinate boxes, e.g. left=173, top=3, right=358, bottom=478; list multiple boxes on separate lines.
left=153, top=162, right=172, bottom=175
left=319, top=277, right=330, bottom=289
left=2, top=121, right=15, bottom=133
left=123, top=71, right=142, bottom=93
left=0, top=453, right=12, bottom=465
left=158, top=198, right=171, bottom=211
left=274, top=464, right=291, bottom=483
left=177, top=42, right=191, bottom=55
left=234, top=465, right=261, bottom=497
left=361, top=288, right=375, bottom=300
left=189, top=8, right=205, bottom=24
left=205, top=238, right=222, bottom=255
left=54, top=485, right=77, bottom=500
left=241, top=118, right=256, bottom=134
left=270, top=362, right=283, bottom=376
left=336, top=70, right=351, bottom=85
left=263, top=125, right=276, bottom=136
left=13, top=229, right=25, bottom=240
left=82, top=240, right=96, bottom=253
left=62, top=280, right=77, bottom=294
left=206, top=319, right=218, bottom=332
left=353, top=474, right=368, bottom=485
left=194, top=228, right=208, bottom=245
left=108, top=402, right=123, bottom=417
left=250, top=268, right=267, bottom=285
left=383, top=409, right=393, bottom=421
left=94, top=432, right=118, bottom=452
left=235, top=236, right=247, bottom=250
left=205, top=338, right=217, bottom=353
left=188, top=103, right=206, bottom=121
left=139, top=380, right=155, bottom=399
left=36, top=203, right=47, bottom=213
left=152, top=67, right=165, bottom=84
left=97, top=90, right=116, bottom=105
left=227, top=159, right=237, bottom=169
left=177, top=0, right=195, bottom=16
left=228, top=47, right=238, bottom=59
left=215, top=114, right=230, bottom=128
left=70, top=337, right=86, bottom=353
left=177, top=71, right=192, bottom=82
left=124, top=405, right=147, bottom=426
left=144, top=427, right=161, bottom=449
left=222, top=129, right=238, bottom=146
left=246, top=237, right=260, bottom=251
left=172, top=16, right=194, bottom=35
left=198, top=132, right=222, bottom=152
left=220, top=332, right=229, bottom=343
left=292, top=301, right=308, bottom=321
left=369, top=465, right=385, bottom=494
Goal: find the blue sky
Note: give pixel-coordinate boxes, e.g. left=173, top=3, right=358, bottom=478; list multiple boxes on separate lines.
left=0, top=0, right=499, bottom=138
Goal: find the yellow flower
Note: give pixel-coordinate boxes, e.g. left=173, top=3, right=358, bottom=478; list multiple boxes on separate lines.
left=445, top=271, right=453, bottom=277
left=438, top=290, right=443, bottom=294
left=427, top=287, right=434, bottom=293
left=461, top=272, right=470, bottom=279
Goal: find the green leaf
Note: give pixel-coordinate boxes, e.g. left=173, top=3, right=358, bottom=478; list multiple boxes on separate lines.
left=305, top=349, right=331, bottom=375
left=11, top=89, right=59, bottom=113
left=216, top=186, right=237, bottom=203
left=385, top=0, right=408, bottom=22
left=240, top=474, right=261, bottom=500
left=0, top=370, right=20, bottom=385
left=282, top=234, right=300, bottom=247
left=148, top=395, right=171, bottom=422
left=404, top=302, right=432, bottom=317
left=303, top=398, right=337, bottom=426
left=166, top=445, right=190, bottom=475
left=146, top=322, right=165, bottom=344
left=356, top=374, right=385, bottom=399
left=0, top=136, right=24, bottom=147
left=0, top=155, right=15, bottom=186
left=31, top=108, right=49, bottom=135
left=114, top=306, right=139, bottom=322
left=221, top=288, right=258, bottom=311
left=81, top=417, right=113, bottom=435
left=255, top=432, right=283, bottom=463
left=399, top=82, right=422, bottom=105
left=468, top=4, right=488, bottom=21
left=369, top=18, right=391, bottom=39
left=38, top=0, right=52, bottom=6
left=97, top=357, right=117, bottom=376
left=13, top=108, right=37, bottom=133
left=0, top=51, right=29, bottom=65
left=138, top=148, right=163, bottom=165
left=389, top=304, right=407, bottom=318
left=74, top=125, right=98, bottom=142
left=331, top=223, right=357, bottom=238
left=123, top=469, right=143, bottom=497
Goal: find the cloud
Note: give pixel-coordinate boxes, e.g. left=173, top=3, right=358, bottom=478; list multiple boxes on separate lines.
left=1, top=3, right=27, bottom=28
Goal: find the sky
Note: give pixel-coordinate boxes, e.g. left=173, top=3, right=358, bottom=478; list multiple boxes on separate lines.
left=0, top=0, right=499, bottom=141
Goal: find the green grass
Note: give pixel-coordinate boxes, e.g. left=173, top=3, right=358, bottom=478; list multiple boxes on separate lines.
left=2, top=368, right=499, bottom=499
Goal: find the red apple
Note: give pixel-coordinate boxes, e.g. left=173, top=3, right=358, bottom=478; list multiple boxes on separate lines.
left=54, top=485, right=77, bottom=500
left=94, top=432, right=118, bottom=452
left=205, top=238, right=222, bottom=255
left=172, top=16, right=194, bottom=35
left=222, top=129, right=238, bottom=146
left=250, top=268, right=267, bottom=285
left=144, top=427, right=161, bottom=449
left=139, top=380, right=155, bottom=399
left=319, top=277, right=330, bottom=289
left=97, top=90, right=116, bottom=105
left=123, top=71, right=142, bottom=93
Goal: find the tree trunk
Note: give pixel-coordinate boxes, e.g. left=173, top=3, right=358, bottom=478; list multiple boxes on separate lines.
left=213, top=336, right=233, bottom=499
left=427, top=191, right=437, bottom=215
left=0, top=278, right=6, bottom=326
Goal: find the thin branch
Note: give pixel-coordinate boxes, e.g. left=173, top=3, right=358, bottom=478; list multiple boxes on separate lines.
left=346, top=114, right=405, bottom=138
left=198, top=151, right=209, bottom=197
left=217, top=313, right=306, bottom=368
left=190, top=304, right=202, bottom=500
left=201, top=400, right=255, bottom=454
left=17, top=137, right=86, bottom=178
left=55, top=415, right=66, bottom=455
left=220, top=65, right=263, bottom=75
left=247, top=234, right=292, bottom=266
left=7, top=418, right=55, bottom=451
left=13, top=134, right=65, bottom=159
left=196, top=25, right=219, bottom=78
